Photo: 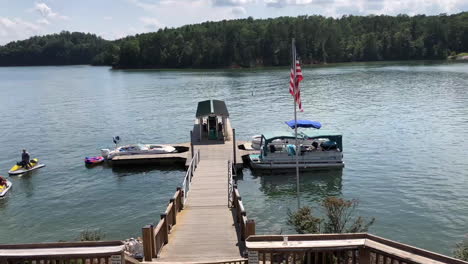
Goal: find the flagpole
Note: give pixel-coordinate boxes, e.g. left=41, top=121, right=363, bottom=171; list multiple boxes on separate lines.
left=292, top=38, right=300, bottom=209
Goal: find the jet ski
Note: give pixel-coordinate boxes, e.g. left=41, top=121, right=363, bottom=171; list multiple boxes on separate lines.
left=0, top=179, right=12, bottom=197
left=84, top=156, right=105, bottom=165
left=8, top=158, right=45, bottom=175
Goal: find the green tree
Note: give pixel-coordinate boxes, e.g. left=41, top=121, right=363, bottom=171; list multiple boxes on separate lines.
left=118, top=39, right=140, bottom=67
left=1, top=12, right=467, bottom=67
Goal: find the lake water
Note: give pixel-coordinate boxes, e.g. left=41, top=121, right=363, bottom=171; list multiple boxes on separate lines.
left=0, top=61, right=467, bottom=255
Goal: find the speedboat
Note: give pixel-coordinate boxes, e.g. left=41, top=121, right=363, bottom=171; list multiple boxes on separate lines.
left=249, top=130, right=344, bottom=170
left=8, top=158, right=46, bottom=175
left=0, top=179, right=12, bottom=197
left=101, top=144, right=176, bottom=160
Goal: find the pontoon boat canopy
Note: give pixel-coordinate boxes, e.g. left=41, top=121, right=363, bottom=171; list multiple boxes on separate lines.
left=285, top=120, right=322, bottom=129
left=195, top=100, right=229, bottom=118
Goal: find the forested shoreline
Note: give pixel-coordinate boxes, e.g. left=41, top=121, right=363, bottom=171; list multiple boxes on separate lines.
left=0, top=12, right=467, bottom=68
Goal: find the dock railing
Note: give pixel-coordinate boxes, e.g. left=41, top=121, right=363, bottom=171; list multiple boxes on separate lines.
left=182, top=149, right=200, bottom=204
left=0, top=241, right=136, bottom=264
left=228, top=160, right=256, bottom=242
left=142, top=149, right=200, bottom=261
left=245, top=233, right=468, bottom=264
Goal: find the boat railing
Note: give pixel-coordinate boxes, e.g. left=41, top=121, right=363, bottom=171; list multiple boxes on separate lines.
left=142, top=149, right=200, bottom=261
left=245, top=233, right=468, bottom=264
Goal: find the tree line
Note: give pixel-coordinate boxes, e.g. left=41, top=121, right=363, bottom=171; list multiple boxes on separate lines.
left=0, top=12, right=466, bottom=68
left=0, top=32, right=108, bottom=66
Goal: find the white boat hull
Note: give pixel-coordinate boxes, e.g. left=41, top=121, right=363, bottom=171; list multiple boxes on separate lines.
left=249, top=151, right=344, bottom=170
left=102, top=144, right=177, bottom=160
left=249, top=160, right=344, bottom=170
left=0, top=180, right=12, bottom=197
left=8, top=164, right=46, bottom=175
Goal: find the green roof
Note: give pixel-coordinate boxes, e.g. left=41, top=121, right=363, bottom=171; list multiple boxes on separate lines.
left=195, top=100, right=229, bottom=118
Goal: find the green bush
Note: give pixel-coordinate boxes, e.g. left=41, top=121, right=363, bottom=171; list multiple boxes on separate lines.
left=454, top=236, right=468, bottom=261
left=78, top=229, right=106, bottom=241
left=288, top=197, right=375, bottom=234
left=287, top=206, right=322, bottom=234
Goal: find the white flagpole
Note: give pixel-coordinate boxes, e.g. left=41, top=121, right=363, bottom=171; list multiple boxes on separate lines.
left=292, top=38, right=300, bottom=209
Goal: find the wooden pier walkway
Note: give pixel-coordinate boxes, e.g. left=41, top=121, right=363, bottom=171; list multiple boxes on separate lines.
left=153, top=141, right=243, bottom=263
left=141, top=103, right=254, bottom=263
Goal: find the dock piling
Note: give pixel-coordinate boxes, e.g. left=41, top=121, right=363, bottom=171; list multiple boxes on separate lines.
left=170, top=198, right=177, bottom=225
left=246, top=219, right=256, bottom=239
left=161, top=214, right=169, bottom=244
left=176, top=187, right=183, bottom=210
left=142, top=225, right=153, bottom=261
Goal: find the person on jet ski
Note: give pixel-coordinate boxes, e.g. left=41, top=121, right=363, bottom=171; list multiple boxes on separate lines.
left=21, top=149, right=31, bottom=169
left=0, top=176, right=7, bottom=187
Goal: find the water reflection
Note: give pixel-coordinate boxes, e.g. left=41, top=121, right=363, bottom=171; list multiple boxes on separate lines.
left=14, top=174, right=36, bottom=198
left=254, top=170, right=343, bottom=201
left=111, top=164, right=185, bottom=177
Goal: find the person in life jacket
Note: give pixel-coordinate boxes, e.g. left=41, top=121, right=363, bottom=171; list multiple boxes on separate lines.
left=0, top=176, right=7, bottom=187
left=21, top=149, right=31, bottom=169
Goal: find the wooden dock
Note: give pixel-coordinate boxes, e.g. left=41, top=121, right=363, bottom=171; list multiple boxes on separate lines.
left=140, top=117, right=255, bottom=263
left=153, top=142, right=243, bottom=263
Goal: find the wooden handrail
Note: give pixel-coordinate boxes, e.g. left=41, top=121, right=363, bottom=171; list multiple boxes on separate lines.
left=0, top=241, right=126, bottom=263
left=0, top=241, right=123, bottom=249
left=142, top=149, right=201, bottom=261
left=245, top=233, right=468, bottom=264
left=231, top=182, right=255, bottom=242
left=185, top=259, right=248, bottom=264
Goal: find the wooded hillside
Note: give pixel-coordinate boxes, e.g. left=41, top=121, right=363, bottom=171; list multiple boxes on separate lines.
left=0, top=12, right=466, bottom=68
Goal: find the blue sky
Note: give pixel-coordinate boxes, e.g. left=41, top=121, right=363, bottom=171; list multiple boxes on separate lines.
left=0, top=0, right=467, bottom=45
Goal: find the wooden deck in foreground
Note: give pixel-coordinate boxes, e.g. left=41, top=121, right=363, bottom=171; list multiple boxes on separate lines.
left=151, top=136, right=243, bottom=263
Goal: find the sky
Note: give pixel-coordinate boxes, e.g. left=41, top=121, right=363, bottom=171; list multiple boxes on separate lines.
left=0, top=0, right=467, bottom=45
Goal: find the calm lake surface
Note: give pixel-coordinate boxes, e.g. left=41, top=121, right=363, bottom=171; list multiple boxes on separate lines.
left=0, top=62, right=467, bottom=255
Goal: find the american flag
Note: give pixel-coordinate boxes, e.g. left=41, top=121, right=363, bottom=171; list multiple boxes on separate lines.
left=289, top=59, right=304, bottom=112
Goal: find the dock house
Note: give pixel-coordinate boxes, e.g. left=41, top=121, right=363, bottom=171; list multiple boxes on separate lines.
left=195, top=99, right=230, bottom=141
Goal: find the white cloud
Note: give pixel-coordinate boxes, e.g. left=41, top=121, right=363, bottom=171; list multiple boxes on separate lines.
left=127, top=0, right=178, bottom=11
left=213, top=0, right=255, bottom=6
left=0, top=17, right=43, bottom=45
left=37, top=18, right=50, bottom=25
left=104, top=16, right=113, bottom=20
left=34, top=2, right=68, bottom=20
left=140, top=17, right=165, bottom=30
left=128, top=0, right=240, bottom=28
left=232, top=6, right=247, bottom=15
left=263, top=0, right=467, bottom=15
